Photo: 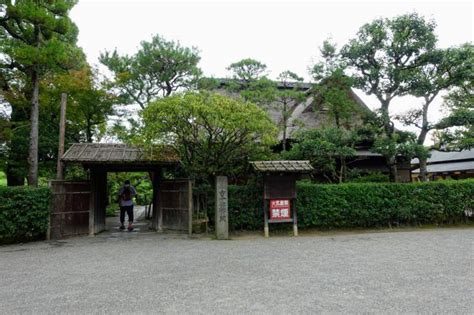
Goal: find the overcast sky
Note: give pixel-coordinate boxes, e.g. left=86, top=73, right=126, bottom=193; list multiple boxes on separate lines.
left=70, top=0, right=473, bottom=141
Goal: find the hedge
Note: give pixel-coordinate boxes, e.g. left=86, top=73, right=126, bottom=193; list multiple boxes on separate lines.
left=0, top=186, right=51, bottom=244
left=224, top=180, right=474, bottom=231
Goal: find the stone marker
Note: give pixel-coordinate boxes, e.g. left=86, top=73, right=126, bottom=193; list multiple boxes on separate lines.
left=215, top=176, right=229, bottom=240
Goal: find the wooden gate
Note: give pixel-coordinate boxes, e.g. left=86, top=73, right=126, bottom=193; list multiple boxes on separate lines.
left=157, top=179, right=193, bottom=234
left=49, top=180, right=91, bottom=239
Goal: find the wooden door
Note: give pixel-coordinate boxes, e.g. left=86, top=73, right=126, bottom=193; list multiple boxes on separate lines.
left=158, top=179, right=193, bottom=234
left=49, top=180, right=91, bottom=239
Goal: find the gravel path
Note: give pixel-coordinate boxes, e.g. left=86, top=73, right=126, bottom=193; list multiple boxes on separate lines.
left=0, top=228, right=472, bottom=314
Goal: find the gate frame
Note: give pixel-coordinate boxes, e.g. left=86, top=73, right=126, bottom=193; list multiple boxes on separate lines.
left=59, top=143, right=188, bottom=238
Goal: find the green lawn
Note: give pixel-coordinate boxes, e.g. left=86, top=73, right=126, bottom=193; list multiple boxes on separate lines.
left=0, top=171, right=6, bottom=186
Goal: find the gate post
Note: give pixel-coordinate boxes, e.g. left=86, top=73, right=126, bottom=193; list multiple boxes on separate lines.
left=215, top=176, right=229, bottom=240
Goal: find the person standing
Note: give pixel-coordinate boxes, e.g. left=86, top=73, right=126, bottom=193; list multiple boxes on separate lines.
left=118, top=180, right=137, bottom=231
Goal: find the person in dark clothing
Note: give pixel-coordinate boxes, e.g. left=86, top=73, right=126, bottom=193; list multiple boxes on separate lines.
left=118, top=180, right=137, bottom=231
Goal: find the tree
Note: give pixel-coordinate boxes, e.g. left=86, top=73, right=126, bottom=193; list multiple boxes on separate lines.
left=47, top=67, right=116, bottom=143
left=341, top=13, right=437, bottom=181
left=100, top=34, right=202, bottom=109
left=227, top=58, right=267, bottom=82
left=0, top=0, right=82, bottom=186
left=395, top=45, right=472, bottom=180
left=275, top=71, right=306, bottom=151
left=435, top=78, right=474, bottom=150
left=283, top=127, right=357, bottom=183
left=141, top=92, right=277, bottom=182
left=226, top=58, right=276, bottom=106
left=311, top=40, right=364, bottom=129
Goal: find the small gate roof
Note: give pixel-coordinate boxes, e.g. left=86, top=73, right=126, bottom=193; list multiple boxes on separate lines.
left=62, top=143, right=179, bottom=166
left=250, top=160, right=313, bottom=173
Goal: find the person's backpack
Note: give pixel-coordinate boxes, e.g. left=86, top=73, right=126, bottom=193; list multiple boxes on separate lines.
left=121, top=187, right=132, bottom=201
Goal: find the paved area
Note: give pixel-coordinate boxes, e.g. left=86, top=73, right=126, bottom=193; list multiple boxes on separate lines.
left=0, top=228, right=472, bottom=314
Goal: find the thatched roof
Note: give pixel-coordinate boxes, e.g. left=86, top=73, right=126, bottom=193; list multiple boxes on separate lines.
left=215, top=79, right=373, bottom=141
left=251, top=160, right=313, bottom=173
left=62, top=143, right=179, bottom=165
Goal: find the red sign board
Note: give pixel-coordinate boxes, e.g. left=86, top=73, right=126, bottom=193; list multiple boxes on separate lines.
left=270, top=199, right=291, bottom=220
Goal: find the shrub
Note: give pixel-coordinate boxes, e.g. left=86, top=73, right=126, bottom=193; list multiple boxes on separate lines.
left=297, top=180, right=474, bottom=228
left=0, top=186, right=51, bottom=244
left=226, top=180, right=474, bottom=231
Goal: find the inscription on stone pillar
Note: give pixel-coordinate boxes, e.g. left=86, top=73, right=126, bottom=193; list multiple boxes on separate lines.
left=215, top=176, right=229, bottom=240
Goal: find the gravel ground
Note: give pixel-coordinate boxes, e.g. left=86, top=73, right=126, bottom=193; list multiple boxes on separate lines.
left=0, top=228, right=472, bottom=314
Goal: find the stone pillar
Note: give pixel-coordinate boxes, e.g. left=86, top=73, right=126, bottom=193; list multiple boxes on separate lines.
left=215, top=176, right=229, bottom=240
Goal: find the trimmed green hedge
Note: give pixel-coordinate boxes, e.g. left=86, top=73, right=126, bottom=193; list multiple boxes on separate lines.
left=296, top=180, right=474, bottom=229
left=0, top=187, right=51, bottom=244
left=226, top=180, right=474, bottom=231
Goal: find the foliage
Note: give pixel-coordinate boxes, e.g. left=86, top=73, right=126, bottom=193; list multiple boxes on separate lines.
left=107, top=172, right=152, bottom=206
left=274, top=70, right=306, bottom=151
left=311, top=40, right=363, bottom=129
left=223, top=180, right=474, bottom=231
left=227, top=58, right=268, bottom=82
left=434, top=51, right=474, bottom=150
left=44, top=67, right=117, bottom=143
left=283, top=127, right=357, bottom=183
left=141, top=92, right=278, bottom=182
left=341, top=12, right=437, bottom=181
left=194, top=182, right=264, bottom=231
left=0, top=0, right=84, bottom=186
left=0, top=186, right=51, bottom=244
left=345, top=170, right=389, bottom=183
left=0, top=66, right=114, bottom=185
left=296, top=180, right=474, bottom=228
left=0, top=171, right=6, bottom=186
left=100, top=34, right=201, bottom=109
left=394, top=44, right=473, bottom=180
left=225, top=58, right=277, bottom=106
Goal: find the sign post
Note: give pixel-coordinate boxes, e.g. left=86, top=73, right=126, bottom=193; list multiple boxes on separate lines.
left=250, top=160, right=313, bottom=238
left=215, top=176, right=229, bottom=240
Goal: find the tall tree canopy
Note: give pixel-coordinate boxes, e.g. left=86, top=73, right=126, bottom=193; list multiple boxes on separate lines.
left=341, top=12, right=437, bottom=181
left=141, top=92, right=277, bottom=182
left=311, top=40, right=363, bottom=130
left=42, top=67, right=116, bottom=143
left=395, top=44, right=473, bottom=180
left=435, top=66, right=474, bottom=150
left=226, top=58, right=276, bottom=106
left=100, top=34, right=202, bottom=109
left=0, top=0, right=83, bottom=186
left=283, top=127, right=357, bottom=183
left=274, top=70, right=305, bottom=151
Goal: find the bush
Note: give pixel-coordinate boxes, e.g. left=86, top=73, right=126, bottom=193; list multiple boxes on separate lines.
left=228, top=185, right=263, bottom=230
left=226, top=180, right=474, bottom=231
left=297, top=180, right=474, bottom=228
left=346, top=170, right=389, bottom=183
left=0, top=186, right=51, bottom=244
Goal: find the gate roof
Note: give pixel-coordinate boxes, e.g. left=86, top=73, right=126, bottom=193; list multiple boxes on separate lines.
left=62, top=143, right=179, bottom=167
left=250, top=160, right=313, bottom=173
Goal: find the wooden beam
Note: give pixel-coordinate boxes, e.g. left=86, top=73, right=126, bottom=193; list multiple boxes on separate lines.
left=56, top=93, right=67, bottom=179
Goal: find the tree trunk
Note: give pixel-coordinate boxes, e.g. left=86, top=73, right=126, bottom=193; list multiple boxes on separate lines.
left=27, top=70, right=40, bottom=187
left=86, top=119, right=93, bottom=143
left=338, top=155, right=346, bottom=184
left=282, top=102, right=288, bottom=152
left=387, top=156, right=398, bottom=183
left=419, top=156, right=428, bottom=182
left=417, top=98, right=432, bottom=182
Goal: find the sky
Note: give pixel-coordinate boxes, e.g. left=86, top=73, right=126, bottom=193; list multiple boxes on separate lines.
left=70, top=0, right=473, bottom=141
